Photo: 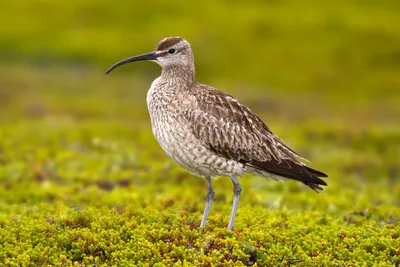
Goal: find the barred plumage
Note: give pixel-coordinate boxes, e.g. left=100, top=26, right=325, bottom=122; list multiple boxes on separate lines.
left=106, top=37, right=328, bottom=230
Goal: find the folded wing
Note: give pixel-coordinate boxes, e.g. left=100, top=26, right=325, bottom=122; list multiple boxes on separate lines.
left=185, top=85, right=327, bottom=191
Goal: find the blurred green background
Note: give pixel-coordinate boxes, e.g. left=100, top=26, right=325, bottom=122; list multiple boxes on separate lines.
left=0, top=0, right=399, bottom=265
left=1, top=0, right=400, bottom=122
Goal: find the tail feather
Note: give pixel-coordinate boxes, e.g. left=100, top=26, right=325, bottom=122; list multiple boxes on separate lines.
left=241, top=159, right=328, bottom=192
left=304, top=166, right=328, bottom=178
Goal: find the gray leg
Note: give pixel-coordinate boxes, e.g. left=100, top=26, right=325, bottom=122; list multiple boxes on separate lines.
left=200, top=177, right=214, bottom=228
left=227, top=176, right=242, bottom=231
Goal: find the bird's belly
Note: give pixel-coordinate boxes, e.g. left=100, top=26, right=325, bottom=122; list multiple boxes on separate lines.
left=151, top=116, right=244, bottom=178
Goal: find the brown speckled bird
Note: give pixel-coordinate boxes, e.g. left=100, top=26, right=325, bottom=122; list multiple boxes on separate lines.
left=106, top=37, right=327, bottom=230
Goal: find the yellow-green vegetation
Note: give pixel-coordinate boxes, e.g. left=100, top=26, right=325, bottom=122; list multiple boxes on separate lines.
left=0, top=1, right=399, bottom=266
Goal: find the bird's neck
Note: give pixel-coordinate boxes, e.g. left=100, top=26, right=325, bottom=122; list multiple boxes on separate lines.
left=161, top=65, right=196, bottom=86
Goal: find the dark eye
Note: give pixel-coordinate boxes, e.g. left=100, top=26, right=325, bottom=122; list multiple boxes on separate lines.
left=168, top=48, right=176, bottom=54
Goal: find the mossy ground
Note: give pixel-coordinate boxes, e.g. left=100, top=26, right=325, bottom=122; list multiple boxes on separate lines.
left=1, top=1, right=400, bottom=266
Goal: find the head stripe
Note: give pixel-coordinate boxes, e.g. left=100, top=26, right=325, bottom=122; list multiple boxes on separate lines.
left=155, top=37, right=183, bottom=51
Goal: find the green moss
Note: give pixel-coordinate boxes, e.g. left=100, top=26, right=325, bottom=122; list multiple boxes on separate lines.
left=0, top=118, right=398, bottom=265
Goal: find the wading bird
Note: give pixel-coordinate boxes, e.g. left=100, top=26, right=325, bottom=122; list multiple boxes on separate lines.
left=106, top=37, right=327, bottom=230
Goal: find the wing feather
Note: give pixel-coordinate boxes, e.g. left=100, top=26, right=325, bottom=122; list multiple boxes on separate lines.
left=185, top=84, right=327, bottom=190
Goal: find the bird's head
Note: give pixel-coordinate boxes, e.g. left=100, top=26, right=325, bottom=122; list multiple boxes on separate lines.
left=105, top=37, right=194, bottom=74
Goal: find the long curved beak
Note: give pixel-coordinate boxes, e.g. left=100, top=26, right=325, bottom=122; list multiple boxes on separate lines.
left=105, top=52, right=158, bottom=74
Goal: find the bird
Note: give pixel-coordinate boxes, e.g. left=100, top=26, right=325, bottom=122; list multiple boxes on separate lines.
left=105, top=37, right=327, bottom=231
